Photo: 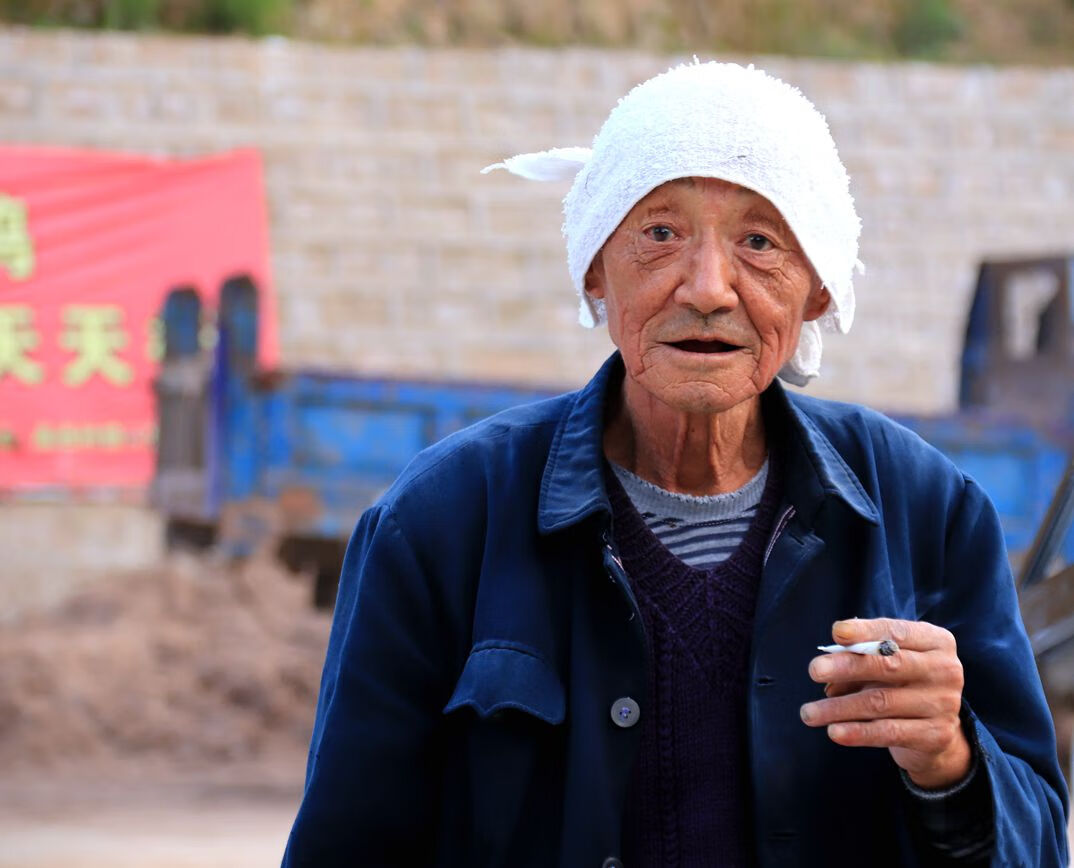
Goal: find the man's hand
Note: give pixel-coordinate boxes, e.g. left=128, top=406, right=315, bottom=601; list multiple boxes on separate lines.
left=800, top=617, right=972, bottom=790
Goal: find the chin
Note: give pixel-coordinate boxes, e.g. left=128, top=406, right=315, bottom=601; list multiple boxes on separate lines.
left=651, top=379, right=757, bottom=416
left=623, top=348, right=772, bottom=415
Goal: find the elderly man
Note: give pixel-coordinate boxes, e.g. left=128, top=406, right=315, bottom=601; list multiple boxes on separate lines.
left=283, top=62, right=1068, bottom=866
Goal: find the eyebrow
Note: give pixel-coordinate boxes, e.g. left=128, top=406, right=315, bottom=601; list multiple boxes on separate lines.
left=642, top=202, right=678, bottom=217
left=742, top=206, right=788, bottom=236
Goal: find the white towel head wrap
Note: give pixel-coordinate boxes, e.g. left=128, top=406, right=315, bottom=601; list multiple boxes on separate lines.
left=483, top=60, right=863, bottom=386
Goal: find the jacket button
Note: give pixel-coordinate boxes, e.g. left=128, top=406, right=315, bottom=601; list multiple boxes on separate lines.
left=610, top=697, right=640, bottom=728
left=602, top=859, right=624, bottom=868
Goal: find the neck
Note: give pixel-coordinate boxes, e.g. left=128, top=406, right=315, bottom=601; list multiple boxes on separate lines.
left=603, top=375, right=767, bottom=496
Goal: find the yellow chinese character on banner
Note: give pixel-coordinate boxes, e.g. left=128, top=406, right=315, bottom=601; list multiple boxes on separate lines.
left=0, top=305, right=44, bottom=385
left=61, top=305, right=133, bottom=387
left=0, top=194, right=35, bottom=281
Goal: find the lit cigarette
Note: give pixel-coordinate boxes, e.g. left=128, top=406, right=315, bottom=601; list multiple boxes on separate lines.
left=817, top=639, right=899, bottom=656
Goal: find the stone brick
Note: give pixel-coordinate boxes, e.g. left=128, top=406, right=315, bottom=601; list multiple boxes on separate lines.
left=395, top=192, right=474, bottom=236
left=1044, top=123, right=1074, bottom=150
left=0, top=502, right=163, bottom=620
left=469, top=90, right=562, bottom=141
left=320, top=289, right=393, bottom=331
left=384, top=88, right=466, bottom=135
left=474, top=192, right=563, bottom=239
left=0, top=79, right=35, bottom=115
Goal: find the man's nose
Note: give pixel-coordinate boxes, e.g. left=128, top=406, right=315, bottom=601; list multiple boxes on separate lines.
left=675, top=236, right=739, bottom=315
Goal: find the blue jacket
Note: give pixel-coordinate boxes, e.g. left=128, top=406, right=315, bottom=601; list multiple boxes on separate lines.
left=284, top=353, right=1068, bottom=867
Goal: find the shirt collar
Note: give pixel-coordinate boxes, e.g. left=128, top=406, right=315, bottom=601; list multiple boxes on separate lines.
left=537, top=352, right=879, bottom=534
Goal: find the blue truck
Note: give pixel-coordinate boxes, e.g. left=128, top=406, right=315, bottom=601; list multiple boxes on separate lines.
left=151, top=276, right=557, bottom=605
left=151, top=258, right=1074, bottom=612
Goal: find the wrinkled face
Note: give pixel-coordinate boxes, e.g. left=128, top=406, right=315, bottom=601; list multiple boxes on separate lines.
left=585, top=177, right=831, bottom=415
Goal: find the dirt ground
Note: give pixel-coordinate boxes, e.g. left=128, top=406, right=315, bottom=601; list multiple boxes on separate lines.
left=0, top=553, right=331, bottom=867
left=0, top=761, right=303, bottom=867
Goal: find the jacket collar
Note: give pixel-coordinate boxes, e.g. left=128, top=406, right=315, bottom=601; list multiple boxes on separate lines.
left=537, top=353, right=621, bottom=534
left=765, top=382, right=880, bottom=526
left=537, top=352, right=879, bottom=535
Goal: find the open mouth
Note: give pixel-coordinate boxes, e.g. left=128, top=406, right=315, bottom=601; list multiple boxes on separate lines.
left=669, top=339, right=742, bottom=354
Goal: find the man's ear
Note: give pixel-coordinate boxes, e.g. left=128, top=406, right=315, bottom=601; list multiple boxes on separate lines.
left=803, top=283, right=830, bottom=322
left=584, top=251, right=606, bottom=301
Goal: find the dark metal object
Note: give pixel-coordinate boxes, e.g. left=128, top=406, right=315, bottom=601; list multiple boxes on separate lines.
left=1017, top=455, right=1074, bottom=657
left=150, top=286, right=210, bottom=520
left=1020, top=456, right=1074, bottom=591
left=1020, top=563, right=1074, bottom=658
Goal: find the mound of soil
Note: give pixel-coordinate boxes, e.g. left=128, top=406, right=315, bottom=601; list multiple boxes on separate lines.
left=0, top=553, right=332, bottom=774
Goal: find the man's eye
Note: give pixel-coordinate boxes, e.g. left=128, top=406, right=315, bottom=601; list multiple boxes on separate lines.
left=746, top=233, right=773, bottom=251
left=645, top=225, right=675, bottom=242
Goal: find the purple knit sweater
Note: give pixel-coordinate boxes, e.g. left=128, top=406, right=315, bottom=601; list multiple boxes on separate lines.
left=609, top=459, right=782, bottom=868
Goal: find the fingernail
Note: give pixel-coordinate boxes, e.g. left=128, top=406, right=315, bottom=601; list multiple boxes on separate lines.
left=829, top=724, right=847, bottom=739
left=811, top=658, right=831, bottom=680
left=800, top=703, right=813, bottom=723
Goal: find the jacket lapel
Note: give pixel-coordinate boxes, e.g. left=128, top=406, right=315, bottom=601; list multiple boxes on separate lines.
left=753, top=382, right=880, bottom=630
left=537, top=353, right=621, bottom=535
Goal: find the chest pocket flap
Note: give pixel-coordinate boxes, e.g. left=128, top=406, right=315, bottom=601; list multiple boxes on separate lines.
left=443, top=642, right=565, bottom=725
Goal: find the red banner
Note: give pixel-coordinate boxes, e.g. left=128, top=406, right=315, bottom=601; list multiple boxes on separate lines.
left=0, top=146, right=276, bottom=490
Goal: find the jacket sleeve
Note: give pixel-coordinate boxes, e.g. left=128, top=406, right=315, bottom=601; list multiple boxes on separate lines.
left=282, top=504, right=456, bottom=867
left=926, top=475, right=1069, bottom=867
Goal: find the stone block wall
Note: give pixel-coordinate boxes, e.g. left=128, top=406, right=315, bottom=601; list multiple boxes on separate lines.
left=0, top=500, right=162, bottom=618
left=2, top=28, right=1074, bottom=413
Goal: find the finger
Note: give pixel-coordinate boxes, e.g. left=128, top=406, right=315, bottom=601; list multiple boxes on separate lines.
left=808, top=647, right=915, bottom=685
left=824, top=716, right=961, bottom=753
left=801, top=686, right=960, bottom=727
left=831, top=618, right=956, bottom=653
left=824, top=680, right=868, bottom=698
left=808, top=647, right=961, bottom=688
left=825, top=679, right=888, bottom=698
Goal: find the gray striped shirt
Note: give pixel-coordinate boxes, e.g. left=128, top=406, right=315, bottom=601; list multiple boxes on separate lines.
left=610, top=459, right=769, bottom=570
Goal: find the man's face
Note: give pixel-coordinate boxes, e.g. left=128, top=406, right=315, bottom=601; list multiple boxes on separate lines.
left=585, top=177, right=830, bottom=415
